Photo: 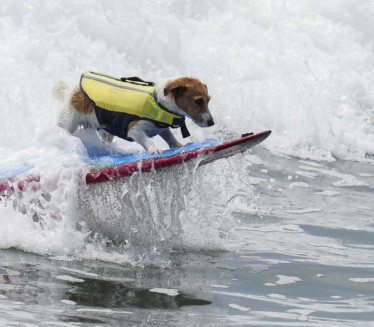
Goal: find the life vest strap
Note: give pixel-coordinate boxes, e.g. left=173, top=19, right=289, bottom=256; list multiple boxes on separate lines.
left=120, top=77, right=154, bottom=86
left=181, top=121, right=191, bottom=138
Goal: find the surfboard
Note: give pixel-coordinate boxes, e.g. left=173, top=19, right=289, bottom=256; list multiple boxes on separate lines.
left=0, top=130, right=271, bottom=196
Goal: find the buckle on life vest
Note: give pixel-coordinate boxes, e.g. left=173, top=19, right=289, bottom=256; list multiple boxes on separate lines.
left=172, top=117, right=184, bottom=127
left=120, top=77, right=154, bottom=86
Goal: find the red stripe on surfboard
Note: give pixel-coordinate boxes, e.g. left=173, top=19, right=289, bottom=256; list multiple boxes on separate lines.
left=0, top=175, right=41, bottom=195
left=0, top=130, right=271, bottom=195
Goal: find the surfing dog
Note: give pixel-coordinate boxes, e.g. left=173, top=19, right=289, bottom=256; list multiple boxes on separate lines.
left=52, top=72, right=214, bottom=154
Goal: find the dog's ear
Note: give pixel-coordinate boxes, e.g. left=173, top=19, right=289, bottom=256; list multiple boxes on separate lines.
left=164, top=85, right=187, bottom=97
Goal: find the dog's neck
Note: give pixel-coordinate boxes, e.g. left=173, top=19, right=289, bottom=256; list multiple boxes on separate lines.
left=154, top=79, right=187, bottom=118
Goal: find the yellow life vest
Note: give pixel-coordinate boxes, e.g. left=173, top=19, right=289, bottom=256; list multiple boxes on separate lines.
left=80, top=72, right=189, bottom=140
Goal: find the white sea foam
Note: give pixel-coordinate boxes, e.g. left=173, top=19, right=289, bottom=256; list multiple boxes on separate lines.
left=210, top=284, right=230, bottom=289
left=299, top=166, right=368, bottom=187
left=60, top=267, right=99, bottom=278
left=265, top=275, right=303, bottom=287
left=315, top=190, right=341, bottom=197
left=349, top=278, right=374, bottom=283
left=55, top=275, right=85, bottom=283
left=228, top=304, right=250, bottom=312
left=295, top=170, right=319, bottom=179
left=286, top=208, right=323, bottom=214
left=288, top=182, right=310, bottom=189
left=149, top=288, right=179, bottom=296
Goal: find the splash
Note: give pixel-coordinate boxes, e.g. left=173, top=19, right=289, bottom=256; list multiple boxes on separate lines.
left=0, top=151, right=247, bottom=265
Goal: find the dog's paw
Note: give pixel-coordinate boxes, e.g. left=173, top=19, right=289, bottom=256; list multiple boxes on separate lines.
left=149, top=148, right=163, bottom=155
left=146, top=144, right=163, bottom=155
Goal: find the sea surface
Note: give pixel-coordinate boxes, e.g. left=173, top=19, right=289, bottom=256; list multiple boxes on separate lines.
left=1, top=1, right=374, bottom=326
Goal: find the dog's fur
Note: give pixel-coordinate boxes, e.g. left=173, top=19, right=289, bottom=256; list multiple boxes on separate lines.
left=52, top=77, right=214, bottom=154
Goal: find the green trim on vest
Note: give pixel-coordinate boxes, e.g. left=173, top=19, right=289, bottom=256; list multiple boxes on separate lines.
left=80, top=72, right=185, bottom=129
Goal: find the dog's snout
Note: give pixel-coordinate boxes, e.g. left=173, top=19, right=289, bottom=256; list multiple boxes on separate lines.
left=207, top=119, right=214, bottom=127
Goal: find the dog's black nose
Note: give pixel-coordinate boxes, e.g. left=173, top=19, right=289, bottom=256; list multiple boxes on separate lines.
left=207, top=119, right=214, bottom=127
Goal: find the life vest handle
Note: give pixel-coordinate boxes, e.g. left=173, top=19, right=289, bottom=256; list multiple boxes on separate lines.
left=120, top=77, right=154, bottom=86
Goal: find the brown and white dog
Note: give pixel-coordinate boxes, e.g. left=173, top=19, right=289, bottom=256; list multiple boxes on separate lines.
left=52, top=76, right=214, bottom=154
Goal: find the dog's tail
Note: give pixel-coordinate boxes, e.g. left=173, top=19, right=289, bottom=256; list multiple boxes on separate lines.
left=52, top=80, right=69, bottom=102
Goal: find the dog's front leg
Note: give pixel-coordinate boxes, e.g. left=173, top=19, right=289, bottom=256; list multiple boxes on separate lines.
left=128, top=124, right=162, bottom=154
left=159, top=129, right=183, bottom=149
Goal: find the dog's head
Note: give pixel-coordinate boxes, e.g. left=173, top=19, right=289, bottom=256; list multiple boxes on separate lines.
left=164, top=77, right=214, bottom=127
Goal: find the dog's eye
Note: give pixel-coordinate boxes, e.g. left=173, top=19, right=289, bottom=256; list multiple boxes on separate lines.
left=194, top=98, right=204, bottom=106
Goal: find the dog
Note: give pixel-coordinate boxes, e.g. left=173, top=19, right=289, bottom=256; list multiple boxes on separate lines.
left=52, top=72, right=214, bottom=154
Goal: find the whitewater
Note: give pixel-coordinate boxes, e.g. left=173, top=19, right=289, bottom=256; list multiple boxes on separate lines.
left=1, top=0, right=374, bottom=326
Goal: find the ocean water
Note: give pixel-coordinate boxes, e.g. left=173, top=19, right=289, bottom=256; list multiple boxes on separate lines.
left=1, top=0, right=374, bottom=325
